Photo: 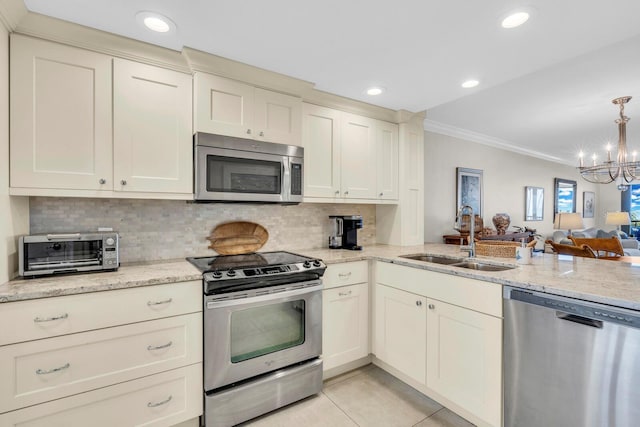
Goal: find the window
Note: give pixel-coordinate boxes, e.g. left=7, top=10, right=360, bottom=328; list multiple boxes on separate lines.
left=622, top=184, right=640, bottom=236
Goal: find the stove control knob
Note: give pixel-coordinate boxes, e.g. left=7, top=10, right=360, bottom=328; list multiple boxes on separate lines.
left=303, top=261, right=312, bottom=268
left=312, top=260, right=322, bottom=267
left=226, top=269, right=236, bottom=277
left=106, top=237, right=115, bottom=246
left=211, top=271, right=223, bottom=279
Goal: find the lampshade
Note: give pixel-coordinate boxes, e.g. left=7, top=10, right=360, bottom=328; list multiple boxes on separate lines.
left=605, top=211, right=631, bottom=226
left=554, top=212, right=584, bottom=231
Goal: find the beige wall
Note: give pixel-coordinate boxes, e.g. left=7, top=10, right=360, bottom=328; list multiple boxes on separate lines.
left=0, top=21, right=29, bottom=282
left=423, top=131, right=622, bottom=243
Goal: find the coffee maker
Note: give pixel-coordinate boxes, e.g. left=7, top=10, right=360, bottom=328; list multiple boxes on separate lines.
left=329, top=215, right=363, bottom=250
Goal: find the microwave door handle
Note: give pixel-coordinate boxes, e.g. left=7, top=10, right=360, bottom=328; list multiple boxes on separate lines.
left=47, top=233, right=82, bottom=240
left=282, top=157, right=291, bottom=202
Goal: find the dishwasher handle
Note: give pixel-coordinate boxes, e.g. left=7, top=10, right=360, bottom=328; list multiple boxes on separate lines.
left=556, top=312, right=603, bottom=329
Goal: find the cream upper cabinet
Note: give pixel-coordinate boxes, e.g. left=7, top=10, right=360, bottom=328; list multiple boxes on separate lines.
left=9, top=35, right=193, bottom=198
left=322, top=261, right=369, bottom=372
left=375, top=120, right=399, bottom=200
left=374, top=283, right=427, bottom=385
left=302, top=104, right=341, bottom=198
left=10, top=34, right=113, bottom=191
left=113, top=59, right=192, bottom=194
left=194, top=73, right=302, bottom=145
left=302, top=104, right=398, bottom=202
left=426, top=299, right=502, bottom=427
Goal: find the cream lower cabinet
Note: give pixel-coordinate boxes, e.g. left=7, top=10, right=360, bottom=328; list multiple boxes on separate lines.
left=374, top=283, right=426, bottom=385
left=374, top=261, right=502, bottom=427
left=426, top=299, right=502, bottom=427
left=322, top=261, right=369, bottom=372
left=0, top=281, right=203, bottom=425
left=10, top=34, right=193, bottom=198
left=194, top=73, right=302, bottom=145
left=302, top=103, right=398, bottom=202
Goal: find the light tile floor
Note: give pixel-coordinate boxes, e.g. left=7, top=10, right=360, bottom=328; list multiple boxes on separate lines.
left=241, top=365, right=476, bottom=427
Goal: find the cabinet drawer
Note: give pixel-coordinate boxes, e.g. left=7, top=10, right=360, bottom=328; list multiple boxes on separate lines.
left=0, top=281, right=201, bottom=346
left=0, top=313, right=202, bottom=413
left=323, top=261, right=368, bottom=289
left=0, top=363, right=203, bottom=427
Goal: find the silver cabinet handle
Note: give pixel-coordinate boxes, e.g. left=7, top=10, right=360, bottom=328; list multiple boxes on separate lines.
left=338, top=272, right=352, bottom=278
left=147, top=395, right=172, bottom=408
left=428, top=303, right=435, bottom=309
left=344, top=191, right=349, bottom=196
left=338, top=290, right=352, bottom=297
left=34, top=313, right=69, bottom=323
left=120, top=180, right=127, bottom=185
left=379, top=192, right=384, bottom=197
left=147, top=341, right=173, bottom=351
left=147, top=298, right=173, bottom=306
left=259, top=131, right=264, bottom=137
left=416, top=301, right=422, bottom=306
left=36, top=363, right=70, bottom=375
left=334, top=190, right=340, bottom=195
left=246, top=129, right=251, bottom=134
left=99, top=178, right=106, bottom=184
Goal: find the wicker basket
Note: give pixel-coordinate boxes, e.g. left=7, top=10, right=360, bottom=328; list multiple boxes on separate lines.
left=475, top=240, right=520, bottom=258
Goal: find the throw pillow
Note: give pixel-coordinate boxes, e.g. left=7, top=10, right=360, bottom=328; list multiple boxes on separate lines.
left=596, top=229, right=622, bottom=241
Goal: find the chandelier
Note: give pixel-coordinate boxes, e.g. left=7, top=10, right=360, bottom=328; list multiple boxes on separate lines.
left=578, top=96, right=639, bottom=191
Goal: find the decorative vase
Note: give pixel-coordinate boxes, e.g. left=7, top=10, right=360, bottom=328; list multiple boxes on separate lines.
left=492, top=213, right=511, bottom=235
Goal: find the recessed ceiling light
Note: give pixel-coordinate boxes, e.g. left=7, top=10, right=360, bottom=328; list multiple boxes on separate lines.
left=501, top=11, right=530, bottom=28
left=461, top=80, right=479, bottom=89
left=136, top=11, right=176, bottom=33
left=366, top=87, right=384, bottom=96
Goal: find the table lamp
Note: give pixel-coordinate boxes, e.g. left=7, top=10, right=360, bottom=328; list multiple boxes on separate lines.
left=553, top=212, right=584, bottom=236
left=605, top=211, right=631, bottom=233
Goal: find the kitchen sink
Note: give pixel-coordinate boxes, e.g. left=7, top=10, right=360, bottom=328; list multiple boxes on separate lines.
left=399, top=254, right=515, bottom=271
left=399, top=254, right=464, bottom=265
left=450, top=261, right=515, bottom=271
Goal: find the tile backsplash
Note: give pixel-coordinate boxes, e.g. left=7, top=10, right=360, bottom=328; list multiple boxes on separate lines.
left=29, top=198, right=376, bottom=263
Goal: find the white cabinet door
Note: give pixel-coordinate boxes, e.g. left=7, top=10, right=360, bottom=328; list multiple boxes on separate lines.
left=374, top=283, right=426, bottom=385
left=375, top=120, right=399, bottom=200
left=254, top=88, right=302, bottom=146
left=341, top=113, right=377, bottom=199
left=302, top=103, right=341, bottom=198
left=113, top=59, right=193, bottom=194
left=10, top=34, right=113, bottom=191
left=194, top=73, right=254, bottom=138
left=322, top=282, right=369, bottom=371
left=426, top=299, right=502, bottom=427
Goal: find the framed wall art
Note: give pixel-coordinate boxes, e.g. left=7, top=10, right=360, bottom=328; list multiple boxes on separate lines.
left=583, top=191, right=595, bottom=218
left=456, top=167, right=483, bottom=217
left=554, top=178, right=577, bottom=214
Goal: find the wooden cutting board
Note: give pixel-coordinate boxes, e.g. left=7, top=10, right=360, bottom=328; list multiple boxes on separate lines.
left=207, top=221, right=269, bottom=255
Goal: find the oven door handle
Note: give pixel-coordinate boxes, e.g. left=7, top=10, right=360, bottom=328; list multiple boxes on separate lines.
left=206, top=282, right=323, bottom=309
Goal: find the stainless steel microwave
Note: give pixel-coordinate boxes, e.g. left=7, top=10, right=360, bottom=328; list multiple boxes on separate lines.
left=194, top=132, right=303, bottom=204
left=19, top=232, right=119, bottom=277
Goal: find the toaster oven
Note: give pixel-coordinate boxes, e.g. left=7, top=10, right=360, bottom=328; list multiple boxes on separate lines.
left=19, top=232, right=119, bottom=277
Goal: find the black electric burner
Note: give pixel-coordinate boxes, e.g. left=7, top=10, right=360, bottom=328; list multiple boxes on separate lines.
left=187, top=251, right=326, bottom=295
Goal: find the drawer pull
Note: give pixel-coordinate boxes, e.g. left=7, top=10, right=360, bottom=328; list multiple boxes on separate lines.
left=338, top=291, right=352, bottom=297
left=36, top=363, right=70, bottom=375
left=147, top=395, right=172, bottom=408
left=33, top=313, right=69, bottom=323
left=147, top=298, right=173, bottom=306
left=338, top=272, right=352, bottom=279
left=147, top=341, right=173, bottom=351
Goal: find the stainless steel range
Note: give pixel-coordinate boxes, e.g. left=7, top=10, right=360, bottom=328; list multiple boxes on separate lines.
left=187, top=251, right=326, bottom=427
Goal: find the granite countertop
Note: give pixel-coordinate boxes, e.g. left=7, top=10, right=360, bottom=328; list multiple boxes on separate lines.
left=2, top=244, right=640, bottom=310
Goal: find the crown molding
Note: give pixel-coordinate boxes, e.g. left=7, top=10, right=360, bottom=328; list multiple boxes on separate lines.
left=423, top=118, right=572, bottom=166
left=0, top=0, right=26, bottom=31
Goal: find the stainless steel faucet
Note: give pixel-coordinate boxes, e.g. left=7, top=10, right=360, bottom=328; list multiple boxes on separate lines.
left=457, top=205, right=475, bottom=258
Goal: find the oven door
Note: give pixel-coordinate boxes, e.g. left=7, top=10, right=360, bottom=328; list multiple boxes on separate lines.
left=204, top=281, right=322, bottom=391
left=195, top=145, right=291, bottom=203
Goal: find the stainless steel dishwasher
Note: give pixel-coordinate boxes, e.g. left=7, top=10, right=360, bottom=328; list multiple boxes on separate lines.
left=504, top=286, right=640, bottom=427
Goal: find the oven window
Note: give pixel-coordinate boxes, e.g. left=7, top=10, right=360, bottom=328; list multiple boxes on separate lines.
left=207, top=155, right=281, bottom=194
left=24, top=241, right=102, bottom=271
left=230, top=300, right=305, bottom=363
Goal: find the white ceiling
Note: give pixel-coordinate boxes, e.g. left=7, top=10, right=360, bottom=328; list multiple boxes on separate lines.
left=22, top=0, right=640, bottom=164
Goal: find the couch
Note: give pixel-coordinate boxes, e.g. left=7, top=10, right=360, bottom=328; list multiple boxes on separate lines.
left=549, top=227, right=640, bottom=256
